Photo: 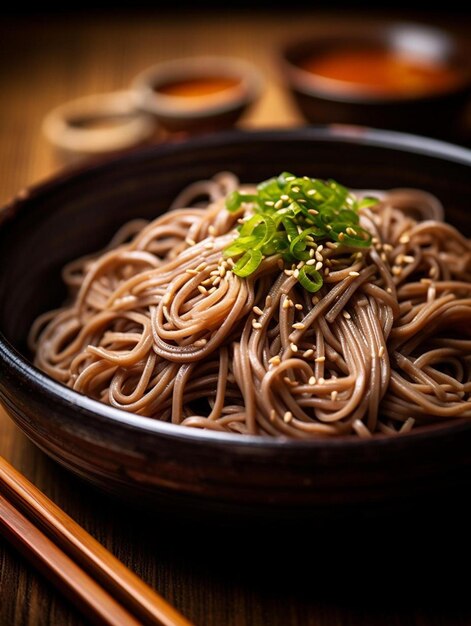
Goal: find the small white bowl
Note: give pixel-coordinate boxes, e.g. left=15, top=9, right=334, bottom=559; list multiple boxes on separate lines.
left=42, top=91, right=156, bottom=160
left=131, top=56, right=263, bottom=133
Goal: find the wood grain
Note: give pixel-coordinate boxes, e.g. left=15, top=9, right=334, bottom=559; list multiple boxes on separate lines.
left=0, top=11, right=470, bottom=626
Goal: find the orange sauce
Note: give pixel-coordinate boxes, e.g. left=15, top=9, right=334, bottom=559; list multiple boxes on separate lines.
left=156, top=77, right=240, bottom=98
left=300, top=48, right=462, bottom=96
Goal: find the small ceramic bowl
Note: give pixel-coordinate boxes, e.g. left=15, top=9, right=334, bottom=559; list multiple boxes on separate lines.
left=42, top=91, right=157, bottom=162
left=131, top=56, right=263, bottom=133
left=281, top=22, right=471, bottom=140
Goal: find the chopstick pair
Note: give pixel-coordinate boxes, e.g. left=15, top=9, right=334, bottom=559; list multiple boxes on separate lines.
left=0, top=456, right=193, bottom=626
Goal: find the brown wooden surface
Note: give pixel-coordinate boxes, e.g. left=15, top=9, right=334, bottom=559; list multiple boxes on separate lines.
left=1, top=11, right=470, bottom=626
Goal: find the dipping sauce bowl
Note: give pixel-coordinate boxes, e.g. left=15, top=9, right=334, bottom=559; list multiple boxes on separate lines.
left=281, top=22, right=471, bottom=139
left=131, top=56, right=263, bottom=133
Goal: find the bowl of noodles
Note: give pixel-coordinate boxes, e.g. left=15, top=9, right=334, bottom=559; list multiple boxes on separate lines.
left=0, top=127, right=470, bottom=520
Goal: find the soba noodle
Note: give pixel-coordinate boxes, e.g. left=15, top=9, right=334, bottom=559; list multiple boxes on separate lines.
left=29, top=172, right=471, bottom=438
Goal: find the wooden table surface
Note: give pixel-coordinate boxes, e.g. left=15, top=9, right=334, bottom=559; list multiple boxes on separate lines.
left=1, top=11, right=470, bottom=626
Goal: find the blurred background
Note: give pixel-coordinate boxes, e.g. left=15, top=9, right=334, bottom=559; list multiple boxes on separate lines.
left=1, top=5, right=469, bottom=207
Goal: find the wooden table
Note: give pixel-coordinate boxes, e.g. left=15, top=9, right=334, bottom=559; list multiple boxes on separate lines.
left=1, top=11, right=470, bottom=626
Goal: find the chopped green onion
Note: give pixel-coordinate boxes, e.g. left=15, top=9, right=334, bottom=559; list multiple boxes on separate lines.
left=224, top=173, right=377, bottom=290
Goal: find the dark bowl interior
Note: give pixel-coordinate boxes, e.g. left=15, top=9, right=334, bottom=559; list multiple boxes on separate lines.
left=0, top=127, right=470, bottom=522
left=281, top=22, right=471, bottom=140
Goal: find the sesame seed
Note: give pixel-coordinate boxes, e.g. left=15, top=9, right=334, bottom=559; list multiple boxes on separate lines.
left=312, top=296, right=319, bottom=304
left=269, top=355, right=281, bottom=366
left=269, top=409, right=276, bottom=422
left=396, top=254, right=405, bottom=264
left=308, top=208, right=319, bottom=215
left=163, top=293, right=172, bottom=305
left=219, top=266, right=227, bottom=278
left=201, top=278, right=212, bottom=286
left=403, top=255, right=415, bottom=263
left=315, top=356, right=326, bottom=363
left=308, top=376, right=316, bottom=385
left=306, top=259, right=316, bottom=266
left=283, top=411, right=293, bottom=423
left=298, top=199, right=306, bottom=204
left=185, top=237, right=196, bottom=246
left=399, top=234, right=410, bottom=244
left=386, top=287, right=393, bottom=294
left=265, top=295, right=272, bottom=307
left=265, top=200, right=275, bottom=206
left=315, top=261, right=323, bottom=271
left=309, top=248, right=315, bottom=258
left=349, top=271, right=360, bottom=277
left=198, top=285, right=207, bottom=294
left=253, top=306, right=264, bottom=316
left=326, top=241, right=338, bottom=250
left=252, top=320, right=262, bottom=329
left=274, top=200, right=283, bottom=209
left=213, top=276, right=221, bottom=286
left=315, top=250, right=323, bottom=262
left=304, top=349, right=314, bottom=358
left=292, top=322, right=305, bottom=330
left=429, top=266, right=438, bottom=277
left=208, top=225, right=216, bottom=236
left=204, top=242, right=214, bottom=250
left=292, top=186, right=300, bottom=193
left=421, top=278, right=432, bottom=286
left=288, top=299, right=294, bottom=308
left=338, top=232, right=345, bottom=241
left=317, top=245, right=324, bottom=252
left=307, top=189, right=316, bottom=196
left=295, top=303, right=303, bottom=310
left=318, top=377, right=325, bottom=385
left=331, top=390, right=338, bottom=401
left=284, top=269, right=293, bottom=276
left=208, top=287, right=216, bottom=294
left=286, top=176, right=296, bottom=181
left=380, top=252, right=388, bottom=262
left=293, top=269, right=300, bottom=279
left=346, top=227, right=357, bottom=236
left=342, top=311, right=351, bottom=319
left=392, top=266, right=402, bottom=276
left=194, top=338, right=207, bottom=347
left=378, top=346, right=385, bottom=358
left=196, top=262, right=207, bottom=272
left=186, top=268, right=198, bottom=275
left=324, top=268, right=330, bottom=276
left=290, top=343, right=298, bottom=352
left=281, top=194, right=289, bottom=201
left=282, top=297, right=290, bottom=309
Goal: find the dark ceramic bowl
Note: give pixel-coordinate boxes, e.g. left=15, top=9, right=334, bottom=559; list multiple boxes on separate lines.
left=281, top=22, right=471, bottom=141
left=0, top=127, right=470, bottom=522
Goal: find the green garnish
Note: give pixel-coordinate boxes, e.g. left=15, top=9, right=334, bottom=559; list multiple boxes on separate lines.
left=224, top=172, right=376, bottom=292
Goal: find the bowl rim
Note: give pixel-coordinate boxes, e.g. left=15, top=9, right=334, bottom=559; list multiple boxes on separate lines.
left=1, top=125, right=471, bottom=451
left=280, top=20, right=471, bottom=104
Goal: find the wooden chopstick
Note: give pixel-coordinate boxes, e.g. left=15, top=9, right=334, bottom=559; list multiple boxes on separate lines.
left=0, top=456, right=193, bottom=626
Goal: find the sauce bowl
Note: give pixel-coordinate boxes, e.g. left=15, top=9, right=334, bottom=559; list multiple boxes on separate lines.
left=281, top=22, right=471, bottom=140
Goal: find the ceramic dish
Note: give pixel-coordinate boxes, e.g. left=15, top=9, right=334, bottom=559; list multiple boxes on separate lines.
left=0, top=127, right=470, bottom=521
left=281, top=22, right=471, bottom=140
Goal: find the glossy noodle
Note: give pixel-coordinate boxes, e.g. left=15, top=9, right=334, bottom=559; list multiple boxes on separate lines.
left=29, top=173, right=471, bottom=438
